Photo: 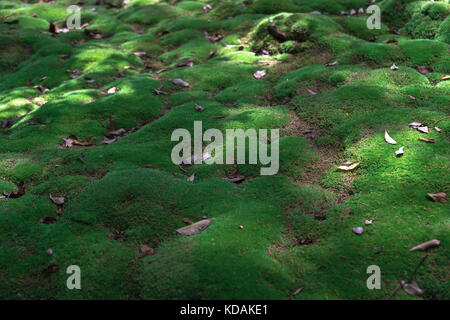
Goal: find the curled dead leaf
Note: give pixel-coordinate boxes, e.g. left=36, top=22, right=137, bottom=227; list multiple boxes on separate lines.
left=253, top=70, right=267, bottom=80
left=325, top=61, right=339, bottom=67
left=139, top=245, right=154, bottom=258
left=418, top=137, right=434, bottom=143
left=194, top=104, right=204, bottom=112
left=409, top=239, right=440, bottom=252
left=400, top=280, right=423, bottom=297
left=176, top=218, right=215, bottom=236
left=49, top=194, right=65, bottom=206
left=395, top=146, right=404, bottom=157
left=427, top=192, right=447, bottom=203
left=187, top=173, right=195, bottom=182
left=338, top=161, right=360, bottom=171
left=384, top=130, right=397, bottom=144
left=172, top=78, right=189, bottom=87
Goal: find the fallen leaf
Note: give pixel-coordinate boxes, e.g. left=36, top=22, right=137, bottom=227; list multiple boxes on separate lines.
left=239, top=225, right=244, bottom=229
left=418, top=137, right=434, bottom=143
left=203, top=4, right=212, bottom=13
left=365, top=220, right=373, bottom=225
left=103, top=137, right=117, bottom=144
left=187, top=173, right=195, bottom=182
left=176, top=58, right=195, bottom=68
left=409, top=239, right=440, bottom=252
left=141, top=164, right=153, bottom=168
left=408, top=122, right=422, bottom=128
left=46, top=248, right=53, bottom=256
left=172, top=78, right=190, bottom=87
left=400, top=280, right=423, bottom=297
left=417, top=126, right=429, bottom=134
left=325, top=61, right=339, bottom=67
left=416, top=66, right=433, bottom=75
left=439, top=75, right=450, bottom=80
left=139, top=245, right=154, bottom=258
left=408, top=95, right=416, bottom=100
left=40, top=216, right=57, bottom=224
left=176, top=218, right=215, bottom=236
left=49, top=195, right=65, bottom=206
left=84, top=77, right=95, bottom=84
left=395, top=146, right=404, bottom=157
left=434, top=126, right=441, bottom=133
left=292, top=287, right=303, bottom=296
left=385, top=130, right=397, bottom=144
left=338, top=161, right=360, bottom=171
left=204, top=32, right=223, bottom=42
left=194, top=104, right=204, bottom=112
left=107, top=86, right=117, bottom=94
left=208, top=50, right=216, bottom=59
left=224, top=176, right=246, bottom=183
left=427, top=192, right=447, bottom=203
left=253, top=70, right=267, bottom=79
left=306, top=88, right=317, bottom=95
left=154, top=84, right=168, bottom=95
left=353, top=226, right=363, bottom=235
left=182, top=218, right=194, bottom=225
left=390, top=63, right=399, bottom=70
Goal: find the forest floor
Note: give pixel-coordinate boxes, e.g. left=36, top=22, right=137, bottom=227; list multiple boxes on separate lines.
left=0, top=0, right=448, bottom=299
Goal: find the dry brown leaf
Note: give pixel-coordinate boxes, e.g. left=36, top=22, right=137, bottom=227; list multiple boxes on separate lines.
left=439, top=75, right=450, bottom=80
left=385, top=130, right=397, bottom=144
left=400, top=280, right=423, bottom=297
left=139, top=245, right=154, bottom=258
left=253, top=70, right=267, bottom=79
left=416, top=66, right=433, bottom=75
left=325, top=61, right=339, bottom=67
left=338, top=161, right=360, bottom=171
left=409, top=239, right=440, bottom=252
left=176, top=218, right=215, bottom=236
left=49, top=194, right=65, bottom=206
left=292, top=287, right=303, bottom=296
left=427, top=192, right=447, bottom=203
left=176, top=58, right=195, bottom=68
left=306, top=88, right=317, bottom=95
left=418, top=137, right=434, bottom=143
left=182, top=218, right=194, bottom=225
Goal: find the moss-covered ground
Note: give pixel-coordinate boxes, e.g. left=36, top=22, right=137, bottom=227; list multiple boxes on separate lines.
left=0, top=0, right=448, bottom=299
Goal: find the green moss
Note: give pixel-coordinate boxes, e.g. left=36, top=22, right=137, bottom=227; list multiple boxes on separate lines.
left=0, top=0, right=448, bottom=300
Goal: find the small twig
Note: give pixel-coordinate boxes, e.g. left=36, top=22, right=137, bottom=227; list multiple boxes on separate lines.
left=433, top=116, right=450, bottom=126
left=385, top=254, right=428, bottom=300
